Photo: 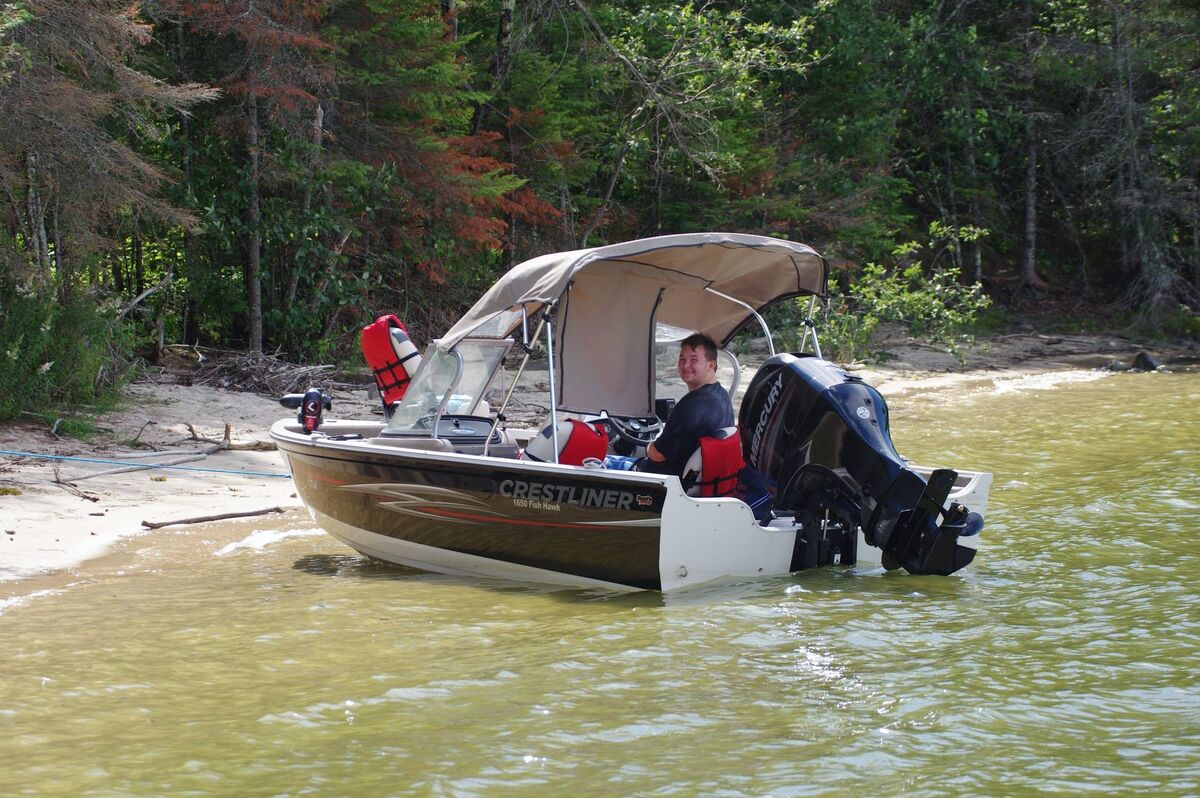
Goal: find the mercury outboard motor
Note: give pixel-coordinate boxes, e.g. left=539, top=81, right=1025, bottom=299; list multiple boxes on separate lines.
left=740, top=354, right=982, bottom=576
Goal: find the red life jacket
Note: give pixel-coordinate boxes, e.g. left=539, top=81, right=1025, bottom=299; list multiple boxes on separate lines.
left=692, top=428, right=746, bottom=497
left=361, top=315, right=422, bottom=410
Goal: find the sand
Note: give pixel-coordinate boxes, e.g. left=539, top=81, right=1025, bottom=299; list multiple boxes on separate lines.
left=1, top=331, right=1190, bottom=586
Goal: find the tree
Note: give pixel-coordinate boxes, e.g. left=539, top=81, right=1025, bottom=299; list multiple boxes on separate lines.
left=162, top=0, right=333, bottom=351
left=0, top=0, right=213, bottom=299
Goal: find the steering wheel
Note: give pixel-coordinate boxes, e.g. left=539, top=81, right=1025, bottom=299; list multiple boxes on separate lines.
left=600, top=414, right=662, bottom=449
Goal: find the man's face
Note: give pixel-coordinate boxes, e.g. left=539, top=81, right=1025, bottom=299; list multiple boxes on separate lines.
left=677, top=344, right=716, bottom=391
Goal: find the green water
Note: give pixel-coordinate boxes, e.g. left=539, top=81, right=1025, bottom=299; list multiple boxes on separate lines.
left=2, top=371, right=1198, bottom=797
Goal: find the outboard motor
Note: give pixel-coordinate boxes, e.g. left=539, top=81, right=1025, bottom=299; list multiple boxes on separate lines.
left=740, top=354, right=982, bottom=576
left=280, top=388, right=332, bottom=434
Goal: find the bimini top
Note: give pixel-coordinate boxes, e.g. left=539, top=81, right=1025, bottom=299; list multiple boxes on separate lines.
left=437, top=232, right=828, bottom=416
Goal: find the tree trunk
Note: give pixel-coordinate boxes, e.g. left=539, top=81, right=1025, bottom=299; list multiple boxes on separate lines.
left=246, top=86, right=264, bottom=352
left=176, top=21, right=195, bottom=348
left=24, top=151, right=51, bottom=293
left=964, top=106, right=983, bottom=283
left=287, top=101, right=326, bottom=319
left=1109, top=2, right=1175, bottom=318
left=470, top=0, right=515, bottom=135
left=580, top=137, right=633, bottom=244
left=441, top=0, right=458, bottom=41
left=133, top=230, right=144, bottom=295
left=111, top=252, right=125, bottom=294
left=1020, top=25, right=1051, bottom=291
left=1192, top=197, right=1199, bottom=290
left=945, top=151, right=963, bottom=274
left=1020, top=122, right=1050, bottom=289
left=52, top=197, right=68, bottom=304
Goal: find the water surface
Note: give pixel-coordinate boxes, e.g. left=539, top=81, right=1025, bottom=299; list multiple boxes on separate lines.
left=2, top=370, right=1197, bottom=796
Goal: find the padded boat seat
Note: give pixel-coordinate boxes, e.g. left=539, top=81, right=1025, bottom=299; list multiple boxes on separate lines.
left=682, top=426, right=745, bottom=497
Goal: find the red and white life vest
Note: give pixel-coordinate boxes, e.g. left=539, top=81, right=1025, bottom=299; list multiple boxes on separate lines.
left=361, top=314, right=422, bottom=410
left=682, top=426, right=745, bottom=497
left=522, top=418, right=609, bottom=465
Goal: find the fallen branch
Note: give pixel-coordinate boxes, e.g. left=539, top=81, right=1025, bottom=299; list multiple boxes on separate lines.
left=117, top=274, right=172, bottom=320
left=141, top=506, right=285, bottom=530
left=185, top=422, right=277, bottom=451
left=54, top=481, right=100, bottom=502
left=109, top=447, right=209, bottom=460
left=64, top=453, right=208, bottom=483
left=19, top=411, right=64, bottom=438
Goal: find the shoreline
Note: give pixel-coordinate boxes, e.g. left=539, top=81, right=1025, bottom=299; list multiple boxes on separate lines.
left=1, top=332, right=1193, bottom=591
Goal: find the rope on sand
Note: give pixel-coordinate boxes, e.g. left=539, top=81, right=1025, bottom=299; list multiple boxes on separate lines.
left=0, top=449, right=291, bottom=479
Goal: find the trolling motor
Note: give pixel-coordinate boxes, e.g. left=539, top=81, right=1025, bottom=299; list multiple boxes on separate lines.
left=741, top=353, right=984, bottom=576
left=280, top=388, right=332, bottom=434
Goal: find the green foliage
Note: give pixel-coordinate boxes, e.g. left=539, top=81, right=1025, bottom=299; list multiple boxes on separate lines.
left=814, top=294, right=881, bottom=365
left=1, top=0, right=1195, bottom=372
left=0, top=284, right=133, bottom=422
left=848, top=262, right=991, bottom=351
left=0, top=4, right=31, bottom=83
left=785, top=260, right=991, bottom=364
left=1139, top=305, right=1200, bottom=340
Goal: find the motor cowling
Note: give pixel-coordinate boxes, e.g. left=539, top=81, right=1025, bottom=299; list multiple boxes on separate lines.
left=739, top=354, right=980, bottom=576
left=280, top=388, right=332, bottom=434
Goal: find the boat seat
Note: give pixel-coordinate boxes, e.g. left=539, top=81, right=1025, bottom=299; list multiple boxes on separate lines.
left=681, top=426, right=745, bottom=497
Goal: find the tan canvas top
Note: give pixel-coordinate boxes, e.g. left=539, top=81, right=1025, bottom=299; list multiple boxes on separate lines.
left=436, top=232, right=828, bottom=415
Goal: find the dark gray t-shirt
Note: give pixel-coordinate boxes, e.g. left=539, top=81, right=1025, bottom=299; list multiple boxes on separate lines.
left=649, top=382, right=734, bottom=474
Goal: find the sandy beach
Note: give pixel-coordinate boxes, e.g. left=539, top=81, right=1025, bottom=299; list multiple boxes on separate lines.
left=1, top=330, right=1191, bottom=589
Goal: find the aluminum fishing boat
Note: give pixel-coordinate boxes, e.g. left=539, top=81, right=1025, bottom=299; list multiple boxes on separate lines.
left=271, top=233, right=991, bottom=591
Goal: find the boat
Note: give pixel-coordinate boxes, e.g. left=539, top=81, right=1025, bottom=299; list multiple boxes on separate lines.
left=271, top=232, right=991, bottom=591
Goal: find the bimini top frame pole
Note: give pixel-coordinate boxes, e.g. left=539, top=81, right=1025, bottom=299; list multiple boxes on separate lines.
left=704, top=287, right=776, bottom=357
left=704, top=287, right=824, bottom=359
left=544, top=303, right=561, bottom=463
left=484, top=309, right=547, bottom=456
left=801, top=295, right=823, bottom=359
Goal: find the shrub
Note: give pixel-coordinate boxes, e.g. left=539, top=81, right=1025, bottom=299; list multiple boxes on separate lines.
left=770, top=262, right=991, bottom=364
left=0, top=286, right=133, bottom=422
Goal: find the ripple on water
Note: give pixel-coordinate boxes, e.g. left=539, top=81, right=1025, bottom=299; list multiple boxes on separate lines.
left=1, top=373, right=1199, bottom=796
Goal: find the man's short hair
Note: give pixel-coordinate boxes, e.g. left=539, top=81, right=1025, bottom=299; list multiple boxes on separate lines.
left=680, top=333, right=719, bottom=363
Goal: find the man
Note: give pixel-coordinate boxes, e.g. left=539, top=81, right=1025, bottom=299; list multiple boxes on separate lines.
left=640, top=333, right=734, bottom=476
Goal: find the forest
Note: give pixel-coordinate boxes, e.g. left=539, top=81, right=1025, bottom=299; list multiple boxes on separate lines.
left=0, top=0, right=1197, bottom=418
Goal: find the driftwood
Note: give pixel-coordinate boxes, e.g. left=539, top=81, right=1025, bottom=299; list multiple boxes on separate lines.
left=188, top=350, right=351, bottom=395
left=65, top=453, right=209, bottom=483
left=54, top=481, right=100, bottom=502
left=141, top=506, right=286, bottom=530
left=186, top=422, right=276, bottom=451
left=19, top=411, right=63, bottom=438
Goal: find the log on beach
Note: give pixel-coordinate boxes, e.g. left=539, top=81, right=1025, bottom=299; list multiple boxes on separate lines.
left=141, top=506, right=287, bottom=530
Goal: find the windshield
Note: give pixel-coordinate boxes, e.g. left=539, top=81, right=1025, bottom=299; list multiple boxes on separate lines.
left=386, top=339, right=511, bottom=431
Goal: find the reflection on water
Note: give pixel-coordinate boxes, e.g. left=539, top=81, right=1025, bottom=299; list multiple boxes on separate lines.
left=2, top=371, right=1198, bottom=796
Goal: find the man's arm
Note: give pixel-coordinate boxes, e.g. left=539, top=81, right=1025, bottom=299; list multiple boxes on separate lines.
left=645, top=441, right=666, bottom=462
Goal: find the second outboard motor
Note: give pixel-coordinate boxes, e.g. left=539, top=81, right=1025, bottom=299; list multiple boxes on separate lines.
left=740, top=353, right=981, bottom=576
